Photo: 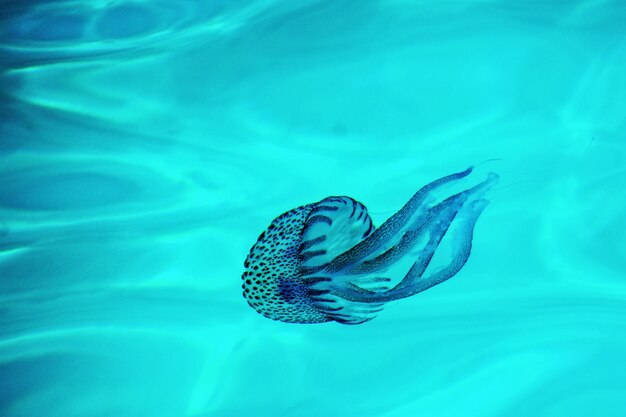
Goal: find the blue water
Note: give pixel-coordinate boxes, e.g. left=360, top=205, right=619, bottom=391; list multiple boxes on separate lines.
left=1, top=1, right=625, bottom=416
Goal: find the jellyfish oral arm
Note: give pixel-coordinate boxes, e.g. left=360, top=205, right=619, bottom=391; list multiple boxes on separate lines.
left=329, top=197, right=490, bottom=303
left=322, top=170, right=498, bottom=303
left=323, top=167, right=475, bottom=274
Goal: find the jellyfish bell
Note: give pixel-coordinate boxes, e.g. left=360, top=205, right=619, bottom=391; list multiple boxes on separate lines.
left=242, top=167, right=498, bottom=325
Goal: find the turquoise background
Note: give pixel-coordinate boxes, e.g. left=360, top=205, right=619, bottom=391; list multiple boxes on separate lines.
left=1, top=1, right=625, bottom=416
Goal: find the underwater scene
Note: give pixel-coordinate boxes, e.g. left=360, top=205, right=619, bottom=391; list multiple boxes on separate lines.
left=1, top=1, right=625, bottom=416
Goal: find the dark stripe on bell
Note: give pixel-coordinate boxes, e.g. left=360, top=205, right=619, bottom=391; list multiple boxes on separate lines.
left=334, top=317, right=372, bottom=325
left=301, top=276, right=332, bottom=284
left=311, top=205, right=339, bottom=215
left=318, top=306, right=343, bottom=312
left=299, top=265, right=326, bottom=275
left=306, top=215, right=333, bottom=227
left=299, top=235, right=326, bottom=251
left=328, top=313, right=353, bottom=319
left=348, top=199, right=355, bottom=217
left=331, top=314, right=374, bottom=324
left=363, top=219, right=374, bottom=238
left=312, top=297, right=336, bottom=303
left=299, top=249, right=327, bottom=261
left=307, top=289, right=330, bottom=296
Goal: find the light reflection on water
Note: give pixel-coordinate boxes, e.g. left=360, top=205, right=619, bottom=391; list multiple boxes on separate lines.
left=1, top=1, right=625, bottom=416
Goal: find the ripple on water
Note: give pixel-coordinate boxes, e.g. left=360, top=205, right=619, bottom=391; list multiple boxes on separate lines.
left=0, top=331, right=204, bottom=417
left=95, top=4, right=160, bottom=40
left=1, top=170, right=138, bottom=212
left=0, top=0, right=262, bottom=66
left=0, top=159, right=179, bottom=212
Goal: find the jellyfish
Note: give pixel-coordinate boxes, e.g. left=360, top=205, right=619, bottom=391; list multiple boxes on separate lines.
left=242, top=167, right=498, bottom=324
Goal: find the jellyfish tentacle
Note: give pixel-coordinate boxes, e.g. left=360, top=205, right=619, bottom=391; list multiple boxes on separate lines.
left=392, top=175, right=496, bottom=279
left=344, top=207, right=447, bottom=276
left=347, top=275, right=392, bottom=292
left=330, top=197, right=490, bottom=303
left=345, top=224, right=428, bottom=275
left=324, top=167, right=474, bottom=274
left=391, top=198, right=489, bottom=296
left=342, top=172, right=497, bottom=277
